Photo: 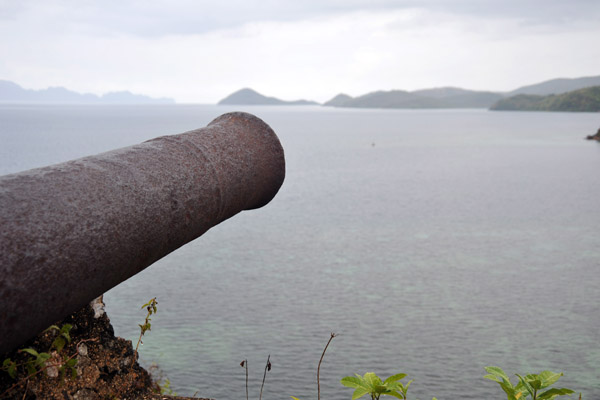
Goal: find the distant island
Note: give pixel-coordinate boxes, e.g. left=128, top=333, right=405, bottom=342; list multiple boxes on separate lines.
left=323, top=87, right=503, bottom=109
left=0, top=80, right=175, bottom=104
left=218, top=88, right=318, bottom=106
left=220, top=75, right=600, bottom=112
left=490, top=86, right=600, bottom=112
left=504, top=76, right=600, bottom=96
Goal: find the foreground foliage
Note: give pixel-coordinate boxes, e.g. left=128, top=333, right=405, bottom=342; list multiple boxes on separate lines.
left=341, top=372, right=413, bottom=400
left=484, top=366, right=575, bottom=400
left=1, top=323, right=83, bottom=397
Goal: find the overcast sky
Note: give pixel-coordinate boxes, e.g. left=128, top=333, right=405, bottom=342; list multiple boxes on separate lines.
left=1, top=0, right=599, bottom=103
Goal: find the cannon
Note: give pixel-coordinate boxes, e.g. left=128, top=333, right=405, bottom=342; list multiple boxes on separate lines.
left=0, top=112, right=285, bottom=355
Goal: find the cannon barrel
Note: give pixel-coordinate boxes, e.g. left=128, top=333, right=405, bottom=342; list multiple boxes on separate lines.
left=0, top=112, right=285, bottom=355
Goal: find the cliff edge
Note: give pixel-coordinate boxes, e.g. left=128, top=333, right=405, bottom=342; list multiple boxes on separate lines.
left=0, top=299, right=208, bottom=400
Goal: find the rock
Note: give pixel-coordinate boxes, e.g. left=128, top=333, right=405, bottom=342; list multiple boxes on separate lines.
left=73, top=388, right=100, bottom=400
left=585, top=128, right=600, bottom=141
left=90, top=296, right=106, bottom=319
left=78, top=343, right=88, bottom=357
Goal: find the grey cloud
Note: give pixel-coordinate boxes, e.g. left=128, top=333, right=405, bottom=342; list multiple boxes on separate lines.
left=2, top=0, right=599, bottom=37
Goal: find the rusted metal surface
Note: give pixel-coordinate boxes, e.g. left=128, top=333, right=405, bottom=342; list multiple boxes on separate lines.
left=0, top=112, right=285, bottom=355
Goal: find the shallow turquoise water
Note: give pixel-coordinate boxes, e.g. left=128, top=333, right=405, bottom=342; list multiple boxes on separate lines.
left=1, top=105, right=599, bottom=399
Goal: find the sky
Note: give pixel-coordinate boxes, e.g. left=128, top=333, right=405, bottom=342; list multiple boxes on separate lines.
left=1, top=0, right=600, bottom=103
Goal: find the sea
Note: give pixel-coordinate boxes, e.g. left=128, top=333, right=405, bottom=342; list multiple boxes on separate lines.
left=1, top=104, right=599, bottom=399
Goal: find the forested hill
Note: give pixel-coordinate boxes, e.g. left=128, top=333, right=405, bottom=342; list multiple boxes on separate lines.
left=218, top=88, right=318, bottom=105
left=507, top=76, right=600, bottom=96
left=490, top=86, right=600, bottom=112
left=324, top=88, right=503, bottom=109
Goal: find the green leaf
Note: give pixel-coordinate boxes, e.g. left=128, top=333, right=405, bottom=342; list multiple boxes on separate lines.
left=21, top=348, right=39, bottom=357
left=515, top=388, right=529, bottom=400
left=484, top=374, right=503, bottom=383
left=538, top=371, right=563, bottom=389
left=290, top=397, right=302, bottom=400
left=499, top=380, right=519, bottom=400
left=3, top=358, right=17, bottom=379
left=364, top=372, right=383, bottom=389
left=25, top=363, right=36, bottom=375
left=36, top=352, right=51, bottom=366
left=45, top=325, right=60, bottom=333
left=342, top=376, right=367, bottom=389
left=373, top=384, right=390, bottom=395
left=8, top=364, right=17, bottom=379
left=384, top=374, right=407, bottom=385
left=60, top=325, right=72, bottom=343
left=486, top=366, right=511, bottom=383
left=383, top=391, right=405, bottom=399
left=537, top=388, right=575, bottom=400
left=530, top=378, right=543, bottom=391
left=517, top=374, right=535, bottom=398
left=352, top=387, right=370, bottom=400
left=53, top=337, right=66, bottom=353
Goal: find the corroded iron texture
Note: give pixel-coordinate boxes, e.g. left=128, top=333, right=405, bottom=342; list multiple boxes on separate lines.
left=0, top=112, right=285, bottom=355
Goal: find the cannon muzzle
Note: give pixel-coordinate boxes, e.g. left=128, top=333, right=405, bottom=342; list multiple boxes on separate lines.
left=0, top=112, right=285, bottom=355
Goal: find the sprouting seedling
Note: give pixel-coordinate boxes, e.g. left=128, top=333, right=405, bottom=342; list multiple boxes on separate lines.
left=45, top=323, right=73, bottom=353
left=259, top=355, right=272, bottom=400
left=19, top=348, right=51, bottom=376
left=240, top=359, right=249, bottom=400
left=1, top=337, right=97, bottom=398
left=2, top=358, right=17, bottom=379
left=135, top=297, right=158, bottom=362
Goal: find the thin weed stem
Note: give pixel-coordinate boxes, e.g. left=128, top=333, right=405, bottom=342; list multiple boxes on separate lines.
left=259, top=355, right=271, bottom=400
left=317, top=333, right=337, bottom=400
left=240, top=359, right=248, bottom=400
left=134, top=297, right=157, bottom=363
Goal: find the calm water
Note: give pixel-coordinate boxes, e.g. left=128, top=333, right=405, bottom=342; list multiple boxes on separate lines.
left=1, top=105, right=599, bottom=399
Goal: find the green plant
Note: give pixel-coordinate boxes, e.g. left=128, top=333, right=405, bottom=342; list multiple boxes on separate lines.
left=19, top=348, right=51, bottom=376
left=147, top=362, right=178, bottom=396
left=59, top=357, right=78, bottom=380
left=2, top=358, right=17, bottom=379
left=157, top=377, right=177, bottom=396
left=1, top=324, right=95, bottom=398
left=134, top=297, right=158, bottom=362
left=46, top=323, right=73, bottom=353
left=484, top=366, right=576, bottom=400
left=341, top=372, right=411, bottom=400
